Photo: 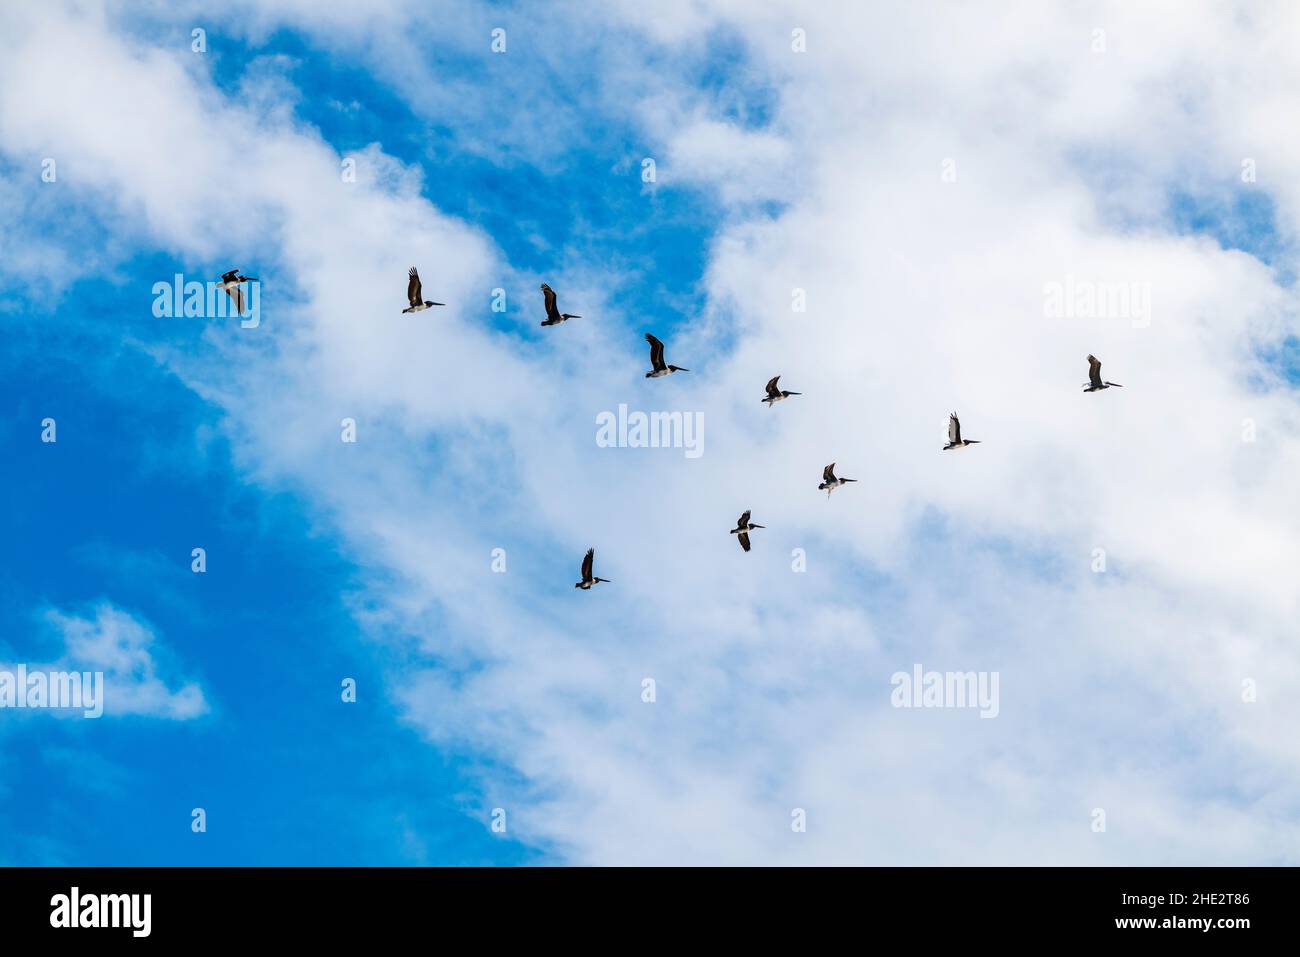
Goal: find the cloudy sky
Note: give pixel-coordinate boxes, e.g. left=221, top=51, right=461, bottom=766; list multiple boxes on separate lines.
left=2, top=0, right=1298, bottom=865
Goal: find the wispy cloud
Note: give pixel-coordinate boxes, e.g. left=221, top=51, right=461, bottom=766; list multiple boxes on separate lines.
left=22, top=604, right=209, bottom=721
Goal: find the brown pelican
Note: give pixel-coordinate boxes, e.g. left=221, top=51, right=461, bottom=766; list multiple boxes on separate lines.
left=818, top=463, right=856, bottom=497
left=762, top=375, right=801, bottom=406
left=540, top=283, right=581, bottom=326
left=218, top=269, right=257, bottom=314
left=942, top=412, right=980, bottom=450
left=729, top=510, right=766, bottom=552
left=403, top=267, right=445, bottom=313
left=574, top=548, right=610, bottom=590
left=1084, top=354, right=1123, bottom=392
left=645, top=333, right=689, bottom=378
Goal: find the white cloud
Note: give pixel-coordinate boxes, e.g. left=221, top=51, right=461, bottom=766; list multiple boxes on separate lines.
left=2, top=0, right=1299, bottom=863
left=19, top=604, right=208, bottom=721
left=651, top=109, right=791, bottom=205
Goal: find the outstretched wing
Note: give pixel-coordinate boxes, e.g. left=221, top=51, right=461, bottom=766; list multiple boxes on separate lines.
left=581, top=548, right=594, bottom=581
left=823, top=463, right=836, bottom=483
left=221, top=269, right=239, bottom=283
left=1087, top=354, right=1103, bottom=389
left=949, top=414, right=961, bottom=445
left=738, top=510, right=751, bottom=528
left=645, top=333, right=666, bottom=370
left=407, top=267, right=423, bottom=307
left=738, top=532, right=751, bottom=553
left=541, top=284, right=561, bottom=322
left=765, top=376, right=781, bottom=398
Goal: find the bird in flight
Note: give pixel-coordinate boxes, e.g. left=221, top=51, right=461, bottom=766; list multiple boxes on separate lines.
left=218, top=269, right=257, bottom=314
left=942, top=412, right=980, bottom=450
left=574, top=548, right=611, bottom=590
left=729, top=510, right=766, bottom=552
left=402, top=267, right=445, bottom=313
left=761, top=375, right=801, bottom=406
left=644, top=333, right=689, bottom=378
left=818, top=462, right=857, bottom=497
left=1084, top=354, right=1123, bottom=392
left=540, top=283, right=581, bottom=326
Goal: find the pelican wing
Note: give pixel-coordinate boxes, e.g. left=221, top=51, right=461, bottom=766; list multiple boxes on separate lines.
left=224, top=283, right=244, bottom=314
left=581, top=548, right=594, bottom=582
left=221, top=269, right=239, bottom=283
left=646, top=333, right=666, bottom=370
left=765, top=376, right=781, bottom=398
left=949, top=414, right=961, bottom=445
left=407, top=267, right=423, bottom=307
left=737, top=510, right=751, bottom=528
left=541, top=284, right=562, bottom=322
left=823, top=463, right=836, bottom=483
left=738, top=532, right=751, bottom=553
left=1087, top=355, right=1104, bottom=389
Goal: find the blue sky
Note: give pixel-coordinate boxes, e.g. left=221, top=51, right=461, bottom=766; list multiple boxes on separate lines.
left=0, top=256, right=535, bottom=865
left=3, top=2, right=1300, bottom=866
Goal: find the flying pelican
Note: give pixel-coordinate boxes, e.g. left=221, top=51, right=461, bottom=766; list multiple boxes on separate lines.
left=402, top=267, right=445, bottom=313
left=574, top=548, right=611, bottom=590
left=761, top=375, right=801, bottom=406
left=729, top=510, right=766, bottom=552
left=942, top=412, right=980, bottom=450
left=540, top=283, right=581, bottom=326
left=218, top=269, right=257, bottom=314
left=645, top=333, right=689, bottom=378
left=818, top=462, right=857, bottom=497
left=1084, top=354, right=1123, bottom=392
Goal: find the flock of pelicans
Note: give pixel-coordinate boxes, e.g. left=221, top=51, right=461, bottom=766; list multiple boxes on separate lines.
left=219, top=266, right=1126, bottom=590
